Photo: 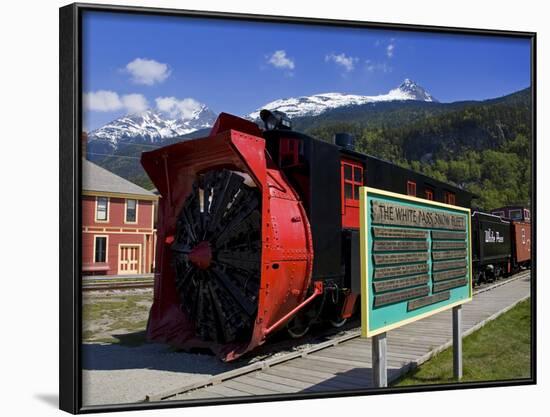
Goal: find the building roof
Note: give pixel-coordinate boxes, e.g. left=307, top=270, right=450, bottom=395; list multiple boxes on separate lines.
left=82, top=159, right=156, bottom=199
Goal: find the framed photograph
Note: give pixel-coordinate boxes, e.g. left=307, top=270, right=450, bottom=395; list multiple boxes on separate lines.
left=60, top=2, right=536, bottom=413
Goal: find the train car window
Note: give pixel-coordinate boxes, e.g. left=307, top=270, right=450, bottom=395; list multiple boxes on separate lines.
left=509, top=209, right=522, bottom=220
left=524, top=209, right=530, bottom=221
left=492, top=211, right=505, bottom=218
left=407, top=181, right=417, bottom=196
left=341, top=159, right=364, bottom=228
left=444, top=191, right=456, bottom=205
left=344, top=164, right=352, bottom=180
left=425, top=188, right=434, bottom=200
left=344, top=183, right=353, bottom=199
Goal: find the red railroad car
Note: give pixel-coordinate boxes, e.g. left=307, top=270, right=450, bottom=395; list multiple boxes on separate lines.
left=512, top=221, right=531, bottom=268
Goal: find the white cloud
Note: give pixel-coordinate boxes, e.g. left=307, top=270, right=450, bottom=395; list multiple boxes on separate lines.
left=267, top=50, right=295, bottom=70
left=83, top=90, right=149, bottom=113
left=120, top=93, right=149, bottom=113
left=325, top=53, right=359, bottom=72
left=155, top=97, right=202, bottom=119
left=365, top=60, right=392, bottom=73
left=386, top=41, right=395, bottom=58
left=125, top=58, right=171, bottom=85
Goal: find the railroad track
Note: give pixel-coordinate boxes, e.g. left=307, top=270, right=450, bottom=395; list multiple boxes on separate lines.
left=82, top=279, right=153, bottom=291
left=145, top=269, right=531, bottom=402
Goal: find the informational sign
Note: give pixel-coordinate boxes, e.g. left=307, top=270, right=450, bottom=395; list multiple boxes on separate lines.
left=360, top=187, right=472, bottom=337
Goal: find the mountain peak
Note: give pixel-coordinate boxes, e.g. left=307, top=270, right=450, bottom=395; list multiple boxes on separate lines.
left=393, top=79, right=437, bottom=102
left=87, top=102, right=217, bottom=149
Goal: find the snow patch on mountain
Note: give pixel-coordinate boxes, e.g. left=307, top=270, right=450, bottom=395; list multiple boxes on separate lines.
left=248, top=79, right=437, bottom=120
left=87, top=104, right=217, bottom=150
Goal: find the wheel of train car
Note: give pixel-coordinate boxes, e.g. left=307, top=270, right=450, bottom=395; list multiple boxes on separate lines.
left=171, top=169, right=262, bottom=345
left=329, top=317, right=347, bottom=328
left=286, top=315, right=310, bottom=339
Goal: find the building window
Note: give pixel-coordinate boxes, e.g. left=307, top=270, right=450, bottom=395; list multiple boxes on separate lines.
left=444, top=191, right=456, bottom=205
left=342, top=161, right=363, bottom=201
left=425, top=188, right=434, bottom=200
left=509, top=209, right=522, bottom=220
left=94, top=236, right=107, bottom=263
left=407, top=181, right=417, bottom=197
left=96, top=197, right=108, bottom=221
left=126, top=199, right=137, bottom=223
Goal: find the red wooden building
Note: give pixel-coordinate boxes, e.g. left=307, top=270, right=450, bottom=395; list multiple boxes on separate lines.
left=82, top=159, right=158, bottom=276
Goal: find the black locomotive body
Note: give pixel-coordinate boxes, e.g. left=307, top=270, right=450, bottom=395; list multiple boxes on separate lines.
left=264, top=115, right=474, bottom=308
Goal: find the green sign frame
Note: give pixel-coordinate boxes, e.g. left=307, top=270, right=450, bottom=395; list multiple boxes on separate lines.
left=360, top=187, right=473, bottom=338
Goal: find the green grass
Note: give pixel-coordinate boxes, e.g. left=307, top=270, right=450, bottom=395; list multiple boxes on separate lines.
left=82, top=293, right=152, bottom=346
left=394, top=298, right=532, bottom=386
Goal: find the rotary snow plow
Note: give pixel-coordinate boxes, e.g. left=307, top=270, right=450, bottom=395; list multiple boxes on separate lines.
left=141, top=113, right=314, bottom=361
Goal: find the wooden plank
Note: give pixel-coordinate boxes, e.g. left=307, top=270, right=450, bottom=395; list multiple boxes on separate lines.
left=233, top=375, right=300, bottom=394
left=222, top=380, right=278, bottom=396
left=293, top=357, right=365, bottom=375
left=204, top=384, right=251, bottom=397
left=265, top=366, right=363, bottom=391
left=308, top=353, right=372, bottom=368
left=178, top=390, right=222, bottom=400
left=252, top=372, right=314, bottom=390
left=274, top=362, right=372, bottom=387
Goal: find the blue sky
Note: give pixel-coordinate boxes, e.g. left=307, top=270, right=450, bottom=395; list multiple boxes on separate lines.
left=82, top=11, right=531, bottom=131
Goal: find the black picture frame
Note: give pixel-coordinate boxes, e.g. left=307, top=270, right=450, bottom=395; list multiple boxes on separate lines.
left=59, top=2, right=537, bottom=414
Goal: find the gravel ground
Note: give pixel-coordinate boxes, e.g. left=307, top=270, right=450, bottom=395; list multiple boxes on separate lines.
left=82, top=289, right=238, bottom=406
left=82, top=343, right=237, bottom=406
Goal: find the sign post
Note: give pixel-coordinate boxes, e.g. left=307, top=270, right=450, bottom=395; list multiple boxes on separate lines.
left=372, top=332, right=387, bottom=387
left=453, top=305, right=463, bottom=379
left=359, top=187, right=472, bottom=387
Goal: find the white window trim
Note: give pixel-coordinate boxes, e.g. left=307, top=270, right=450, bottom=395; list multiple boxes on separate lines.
left=93, top=235, right=109, bottom=263
left=95, top=196, right=110, bottom=223
left=124, top=198, right=139, bottom=224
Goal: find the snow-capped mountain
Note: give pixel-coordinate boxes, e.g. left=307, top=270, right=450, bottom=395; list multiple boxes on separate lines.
left=248, top=79, right=438, bottom=120
left=88, top=104, right=217, bottom=151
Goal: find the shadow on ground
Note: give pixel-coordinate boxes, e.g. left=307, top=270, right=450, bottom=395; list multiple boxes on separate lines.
left=299, top=367, right=404, bottom=393
left=82, top=342, right=237, bottom=374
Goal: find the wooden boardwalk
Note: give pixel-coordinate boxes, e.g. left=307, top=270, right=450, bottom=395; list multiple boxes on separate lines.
left=169, top=274, right=531, bottom=400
